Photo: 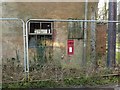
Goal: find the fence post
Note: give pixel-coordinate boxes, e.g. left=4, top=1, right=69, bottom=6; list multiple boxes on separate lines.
left=82, top=0, right=88, bottom=66
left=107, top=1, right=117, bottom=68
left=90, top=7, right=96, bottom=69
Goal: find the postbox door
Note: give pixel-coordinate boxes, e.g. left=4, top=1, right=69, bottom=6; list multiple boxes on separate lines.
left=67, top=40, right=74, bottom=55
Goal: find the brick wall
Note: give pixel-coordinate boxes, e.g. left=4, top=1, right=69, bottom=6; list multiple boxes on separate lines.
left=96, top=23, right=107, bottom=56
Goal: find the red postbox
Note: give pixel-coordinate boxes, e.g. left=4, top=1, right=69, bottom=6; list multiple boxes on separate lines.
left=67, top=40, right=74, bottom=55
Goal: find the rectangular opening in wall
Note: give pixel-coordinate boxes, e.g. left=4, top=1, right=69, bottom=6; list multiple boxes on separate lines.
left=28, top=20, right=53, bottom=48
left=30, top=22, right=40, bottom=33
left=68, top=21, right=84, bottom=39
left=29, top=21, right=53, bottom=35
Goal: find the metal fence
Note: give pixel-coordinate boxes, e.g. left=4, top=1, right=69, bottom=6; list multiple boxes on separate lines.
left=1, top=18, right=120, bottom=83
left=2, top=19, right=25, bottom=83
left=26, top=19, right=120, bottom=82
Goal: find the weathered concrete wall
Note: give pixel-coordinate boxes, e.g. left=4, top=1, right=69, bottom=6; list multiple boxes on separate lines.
left=2, top=2, right=85, bottom=20
left=2, top=2, right=99, bottom=82
left=2, top=2, right=99, bottom=71
left=2, top=2, right=86, bottom=69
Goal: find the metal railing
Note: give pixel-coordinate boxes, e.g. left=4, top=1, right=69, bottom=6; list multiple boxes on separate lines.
left=25, top=19, right=120, bottom=81
left=1, top=18, right=28, bottom=81
left=1, top=18, right=120, bottom=82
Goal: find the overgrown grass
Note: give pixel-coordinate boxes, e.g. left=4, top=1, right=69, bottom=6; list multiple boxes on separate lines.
left=2, top=80, right=60, bottom=88
left=2, top=76, right=119, bottom=89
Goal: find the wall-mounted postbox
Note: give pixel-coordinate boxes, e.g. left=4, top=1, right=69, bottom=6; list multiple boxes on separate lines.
left=67, top=40, right=74, bottom=55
